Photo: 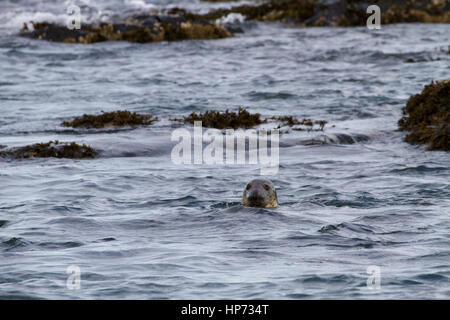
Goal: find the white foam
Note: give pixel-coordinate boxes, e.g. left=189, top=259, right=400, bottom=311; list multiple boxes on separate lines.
left=216, top=13, right=245, bottom=25
left=0, top=0, right=105, bottom=30
left=125, top=0, right=155, bottom=10
left=0, top=11, right=69, bottom=29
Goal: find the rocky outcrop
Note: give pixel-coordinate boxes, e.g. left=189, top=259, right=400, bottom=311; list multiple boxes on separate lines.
left=177, top=0, right=450, bottom=27
left=19, top=1, right=449, bottom=44
left=62, top=110, right=157, bottom=129
left=178, top=107, right=327, bottom=131
left=0, top=141, right=98, bottom=159
left=180, top=107, right=264, bottom=129
left=398, top=80, right=450, bottom=151
left=20, top=12, right=231, bottom=44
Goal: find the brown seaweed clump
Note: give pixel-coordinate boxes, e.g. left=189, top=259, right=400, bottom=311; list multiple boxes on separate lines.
left=398, top=79, right=450, bottom=151
left=268, top=116, right=327, bottom=130
left=179, top=107, right=328, bottom=131
left=0, top=141, right=98, bottom=159
left=62, top=110, right=156, bottom=129
left=181, top=107, right=264, bottom=129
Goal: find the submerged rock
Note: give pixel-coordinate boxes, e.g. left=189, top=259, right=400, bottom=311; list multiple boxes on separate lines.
left=178, top=0, right=450, bottom=27
left=0, top=141, right=98, bottom=159
left=21, top=11, right=231, bottom=44
left=398, top=79, right=450, bottom=151
left=62, top=110, right=157, bottom=129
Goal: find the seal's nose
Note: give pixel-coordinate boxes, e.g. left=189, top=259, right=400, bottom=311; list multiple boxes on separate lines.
left=248, top=190, right=263, bottom=204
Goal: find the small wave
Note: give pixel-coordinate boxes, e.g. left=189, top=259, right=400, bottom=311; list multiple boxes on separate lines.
left=319, top=222, right=379, bottom=234
left=0, top=293, right=41, bottom=300
left=323, top=133, right=371, bottom=144
left=415, top=273, right=448, bottom=282
left=38, top=241, right=84, bottom=249
left=1, top=237, right=30, bottom=251
left=47, top=217, right=103, bottom=229
left=246, top=91, right=297, bottom=101
left=50, top=205, right=84, bottom=213
left=390, top=165, right=448, bottom=175
left=97, top=237, right=116, bottom=242
left=198, top=282, right=228, bottom=289
left=300, top=274, right=356, bottom=285
left=116, top=219, right=165, bottom=230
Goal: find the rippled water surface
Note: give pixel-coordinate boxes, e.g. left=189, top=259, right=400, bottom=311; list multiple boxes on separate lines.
left=0, top=0, right=449, bottom=299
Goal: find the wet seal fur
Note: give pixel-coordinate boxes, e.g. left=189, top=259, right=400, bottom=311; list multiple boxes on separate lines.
left=241, top=179, right=278, bottom=208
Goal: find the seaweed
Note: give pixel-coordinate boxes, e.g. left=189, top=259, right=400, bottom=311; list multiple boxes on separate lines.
left=268, top=116, right=327, bottom=130
left=0, top=141, right=98, bottom=159
left=62, top=110, right=157, bottom=129
left=181, top=107, right=264, bottom=129
left=398, top=79, right=450, bottom=151
left=178, top=107, right=328, bottom=131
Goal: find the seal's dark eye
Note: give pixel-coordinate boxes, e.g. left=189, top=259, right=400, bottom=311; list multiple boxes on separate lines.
left=246, top=184, right=251, bottom=190
left=264, top=184, right=270, bottom=190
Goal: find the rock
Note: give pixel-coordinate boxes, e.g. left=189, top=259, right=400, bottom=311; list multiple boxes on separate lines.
left=398, top=80, right=450, bottom=151
left=180, top=107, right=264, bottom=129
left=0, top=141, right=98, bottom=159
left=24, top=22, right=90, bottom=42
left=61, top=110, right=157, bottom=129
left=183, top=0, right=450, bottom=27
left=177, top=107, right=328, bottom=131
left=19, top=0, right=450, bottom=43
left=20, top=12, right=231, bottom=44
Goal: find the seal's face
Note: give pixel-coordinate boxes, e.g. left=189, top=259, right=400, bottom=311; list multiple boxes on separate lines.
left=241, top=179, right=278, bottom=208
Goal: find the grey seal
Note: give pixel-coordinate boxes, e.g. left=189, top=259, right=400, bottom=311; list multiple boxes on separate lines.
left=241, top=179, right=278, bottom=208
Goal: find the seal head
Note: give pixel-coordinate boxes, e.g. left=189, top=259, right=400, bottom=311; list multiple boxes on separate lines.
left=241, top=179, right=278, bottom=208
